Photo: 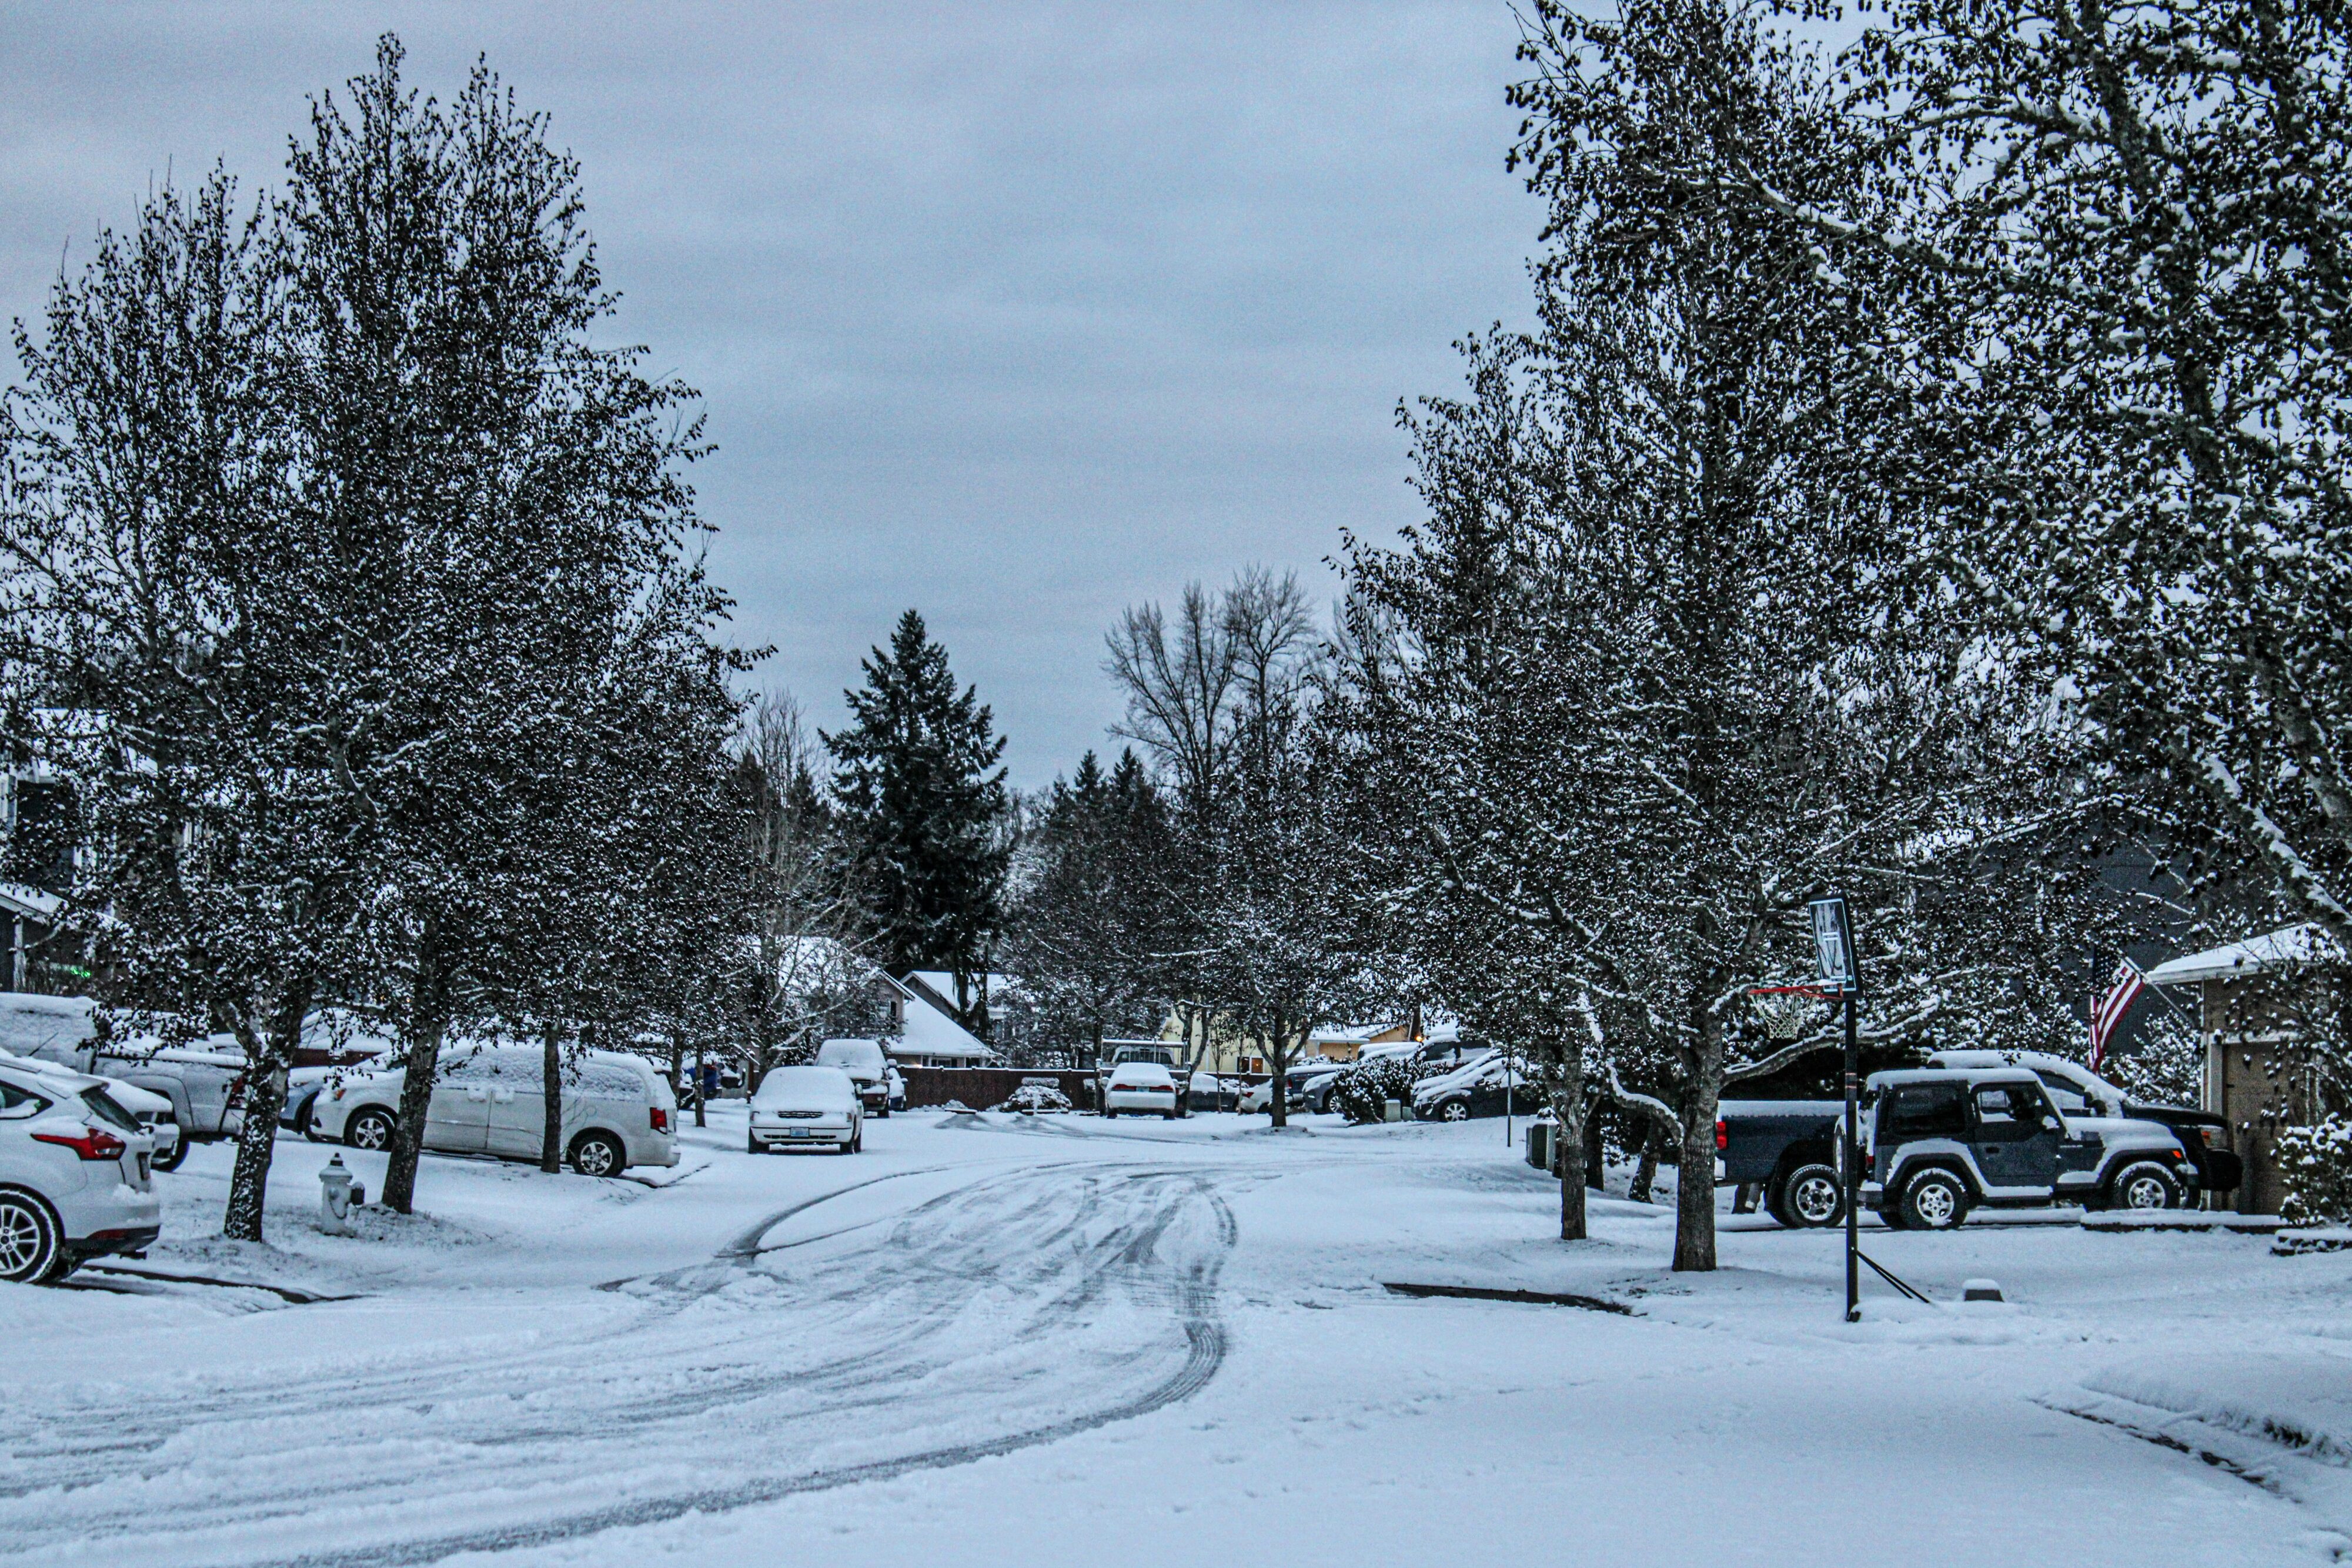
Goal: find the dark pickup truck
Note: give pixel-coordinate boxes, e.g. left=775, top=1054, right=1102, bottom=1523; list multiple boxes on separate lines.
left=1716, top=1099, right=1849, bottom=1228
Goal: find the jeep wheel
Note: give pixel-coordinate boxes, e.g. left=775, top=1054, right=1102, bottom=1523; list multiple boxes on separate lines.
left=1900, top=1169, right=1970, bottom=1231
left=2110, top=1161, right=2182, bottom=1212
left=1779, top=1163, right=1846, bottom=1228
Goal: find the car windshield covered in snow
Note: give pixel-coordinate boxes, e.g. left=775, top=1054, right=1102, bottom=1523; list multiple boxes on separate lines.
left=754, top=1066, right=858, bottom=1110
left=814, top=1040, right=887, bottom=1078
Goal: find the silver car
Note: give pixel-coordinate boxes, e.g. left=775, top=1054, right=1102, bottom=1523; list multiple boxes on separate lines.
left=310, top=1044, right=679, bottom=1176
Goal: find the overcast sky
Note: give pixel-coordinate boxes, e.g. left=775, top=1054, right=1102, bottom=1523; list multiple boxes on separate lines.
left=0, top=1, right=1537, bottom=785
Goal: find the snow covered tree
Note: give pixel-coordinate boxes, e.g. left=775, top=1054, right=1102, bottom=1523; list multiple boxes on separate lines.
left=262, top=41, right=719, bottom=1214
left=825, top=609, right=1011, bottom=1001
left=1739, top=1, right=2352, bottom=959
left=0, top=169, right=378, bottom=1242
left=1333, top=0, right=2097, bottom=1266
left=1001, top=749, right=1178, bottom=1067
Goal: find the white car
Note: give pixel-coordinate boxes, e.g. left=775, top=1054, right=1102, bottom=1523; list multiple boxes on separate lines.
left=0, top=1057, right=161, bottom=1282
left=747, top=1066, right=863, bottom=1154
left=310, top=1044, right=679, bottom=1176
left=814, top=1039, right=892, bottom=1118
left=0, top=1048, right=181, bottom=1170
left=1104, top=1062, right=1180, bottom=1119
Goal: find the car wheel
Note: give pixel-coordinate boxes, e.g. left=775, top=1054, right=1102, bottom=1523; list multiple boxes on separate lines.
left=0, top=1190, right=64, bottom=1283
left=747, top=1134, right=761, bottom=1155
left=1900, top=1169, right=1970, bottom=1231
left=150, top=1132, right=189, bottom=1172
left=346, top=1108, right=396, bottom=1152
left=1779, top=1162, right=1846, bottom=1228
left=2110, top=1160, right=2182, bottom=1212
left=851, top=1129, right=863, bottom=1152
left=570, top=1132, right=625, bottom=1178
left=875, top=1105, right=890, bottom=1119
left=1164, top=1111, right=1177, bottom=1121
left=1439, top=1100, right=1471, bottom=1122
left=1105, top=1109, right=1118, bottom=1119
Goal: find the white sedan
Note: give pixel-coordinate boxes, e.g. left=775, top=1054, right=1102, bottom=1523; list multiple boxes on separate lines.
left=0, top=1058, right=160, bottom=1282
left=1103, top=1063, right=1180, bottom=1119
left=748, top=1066, right=863, bottom=1154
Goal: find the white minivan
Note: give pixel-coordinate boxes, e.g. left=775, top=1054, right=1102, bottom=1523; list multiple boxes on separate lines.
left=309, top=1044, right=679, bottom=1176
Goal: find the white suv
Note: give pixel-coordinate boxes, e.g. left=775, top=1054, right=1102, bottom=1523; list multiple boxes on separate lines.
left=0, top=1058, right=161, bottom=1282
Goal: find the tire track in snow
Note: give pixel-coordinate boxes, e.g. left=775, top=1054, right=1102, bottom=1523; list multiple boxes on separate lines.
left=0, top=1162, right=1233, bottom=1567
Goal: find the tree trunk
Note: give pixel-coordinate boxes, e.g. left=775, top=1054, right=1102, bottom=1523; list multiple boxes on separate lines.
left=1629, top=1118, right=1665, bottom=1204
left=1583, top=1096, right=1606, bottom=1191
left=1267, top=1015, right=1288, bottom=1129
left=693, top=1037, right=707, bottom=1128
left=221, top=978, right=312, bottom=1242
left=540, top=1020, right=563, bottom=1174
left=1672, top=1007, right=1725, bottom=1272
left=1553, top=1076, right=1589, bottom=1242
left=382, top=921, right=451, bottom=1215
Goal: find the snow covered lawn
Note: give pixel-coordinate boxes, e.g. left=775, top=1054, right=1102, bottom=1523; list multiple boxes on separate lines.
left=2, top=1109, right=2346, bottom=1566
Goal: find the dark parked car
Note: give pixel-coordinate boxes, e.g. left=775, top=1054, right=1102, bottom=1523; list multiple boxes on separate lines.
left=1411, top=1051, right=1544, bottom=1122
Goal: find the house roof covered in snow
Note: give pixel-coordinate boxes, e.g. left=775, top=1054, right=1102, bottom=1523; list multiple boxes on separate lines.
left=2144, top=924, right=2346, bottom=987
left=0, top=882, right=61, bottom=923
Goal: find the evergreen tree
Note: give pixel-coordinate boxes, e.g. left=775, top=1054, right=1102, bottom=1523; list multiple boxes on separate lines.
left=1003, top=748, right=1177, bottom=1066
left=825, top=609, right=1011, bottom=999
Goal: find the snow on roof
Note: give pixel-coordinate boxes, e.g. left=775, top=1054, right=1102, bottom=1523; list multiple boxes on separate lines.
left=893, top=999, right=994, bottom=1062
left=1308, top=1021, right=1398, bottom=1045
left=0, top=882, right=61, bottom=922
left=2143, top=924, right=2345, bottom=987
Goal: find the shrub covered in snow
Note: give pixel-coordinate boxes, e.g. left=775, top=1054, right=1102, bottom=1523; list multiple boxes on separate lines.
left=995, top=1081, right=1073, bottom=1115
left=2279, top=1116, right=2352, bottom=1225
left=2106, top=1015, right=2204, bottom=1107
left=1329, top=1057, right=1424, bottom=1125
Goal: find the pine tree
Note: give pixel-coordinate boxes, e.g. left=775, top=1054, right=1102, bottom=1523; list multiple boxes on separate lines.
left=825, top=609, right=1011, bottom=995
left=1003, top=748, right=1178, bottom=1066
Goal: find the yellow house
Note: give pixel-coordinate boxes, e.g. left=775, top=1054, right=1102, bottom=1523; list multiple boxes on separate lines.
left=1154, top=1014, right=1420, bottom=1075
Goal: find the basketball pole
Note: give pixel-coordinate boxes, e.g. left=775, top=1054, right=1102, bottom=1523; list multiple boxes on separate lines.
left=1843, top=984, right=1860, bottom=1324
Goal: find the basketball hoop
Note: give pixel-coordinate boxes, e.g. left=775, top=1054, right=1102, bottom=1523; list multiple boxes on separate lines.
left=1746, top=984, right=1826, bottom=1040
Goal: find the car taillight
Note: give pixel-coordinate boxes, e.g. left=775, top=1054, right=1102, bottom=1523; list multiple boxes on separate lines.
left=35, top=1126, right=127, bottom=1161
left=649, top=1107, right=669, bottom=1132
left=1715, top=1118, right=1727, bottom=1152
left=2198, top=1127, right=2219, bottom=1148
left=226, top=1075, right=248, bottom=1109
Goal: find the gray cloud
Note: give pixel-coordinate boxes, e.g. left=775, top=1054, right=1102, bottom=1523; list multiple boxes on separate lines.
left=1, top=0, right=1535, bottom=784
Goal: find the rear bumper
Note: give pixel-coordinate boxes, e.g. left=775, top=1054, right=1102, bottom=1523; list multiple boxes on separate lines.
left=70, top=1224, right=161, bottom=1261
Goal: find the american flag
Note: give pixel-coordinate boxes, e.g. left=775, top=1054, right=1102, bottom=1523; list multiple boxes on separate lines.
left=2087, top=959, right=2144, bottom=1072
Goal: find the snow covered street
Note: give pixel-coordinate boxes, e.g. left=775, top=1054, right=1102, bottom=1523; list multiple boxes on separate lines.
left=4, top=1111, right=2348, bottom=1567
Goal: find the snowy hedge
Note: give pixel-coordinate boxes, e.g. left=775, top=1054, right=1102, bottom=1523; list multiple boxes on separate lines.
left=2279, top=1116, right=2352, bottom=1225
left=1329, top=1057, right=1424, bottom=1125
left=995, top=1081, right=1073, bottom=1114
